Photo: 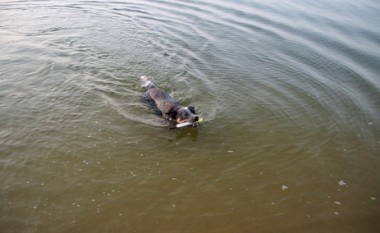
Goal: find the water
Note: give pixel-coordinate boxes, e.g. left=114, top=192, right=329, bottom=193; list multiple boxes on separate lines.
left=1, top=0, right=379, bottom=232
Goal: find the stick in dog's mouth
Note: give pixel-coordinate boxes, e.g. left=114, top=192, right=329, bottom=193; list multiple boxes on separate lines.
left=176, top=117, right=203, bottom=128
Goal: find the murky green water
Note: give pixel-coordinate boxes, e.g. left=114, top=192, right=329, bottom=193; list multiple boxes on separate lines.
left=1, top=0, right=379, bottom=232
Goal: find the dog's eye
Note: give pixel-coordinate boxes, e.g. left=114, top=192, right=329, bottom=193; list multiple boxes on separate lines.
left=180, top=112, right=189, bottom=119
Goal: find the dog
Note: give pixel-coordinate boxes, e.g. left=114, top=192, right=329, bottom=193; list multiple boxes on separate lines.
left=141, top=76, right=199, bottom=127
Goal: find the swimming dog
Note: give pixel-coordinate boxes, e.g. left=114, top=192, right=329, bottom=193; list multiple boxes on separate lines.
left=141, top=76, right=199, bottom=127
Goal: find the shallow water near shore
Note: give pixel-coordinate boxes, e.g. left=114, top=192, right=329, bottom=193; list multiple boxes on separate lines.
left=1, top=0, right=380, bottom=232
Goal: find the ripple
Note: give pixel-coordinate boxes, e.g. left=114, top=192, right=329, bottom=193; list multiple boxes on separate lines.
left=1, top=0, right=379, bottom=131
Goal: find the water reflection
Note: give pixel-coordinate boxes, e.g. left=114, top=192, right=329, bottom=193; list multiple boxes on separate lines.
left=172, top=127, right=199, bottom=142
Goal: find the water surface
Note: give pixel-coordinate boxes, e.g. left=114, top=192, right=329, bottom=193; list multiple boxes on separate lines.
left=1, top=0, right=380, bottom=232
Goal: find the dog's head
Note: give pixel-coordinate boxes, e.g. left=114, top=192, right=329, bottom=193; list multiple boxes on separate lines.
left=172, top=106, right=199, bottom=127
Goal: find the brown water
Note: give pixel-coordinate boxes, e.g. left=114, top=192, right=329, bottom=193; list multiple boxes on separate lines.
left=1, top=0, right=380, bottom=232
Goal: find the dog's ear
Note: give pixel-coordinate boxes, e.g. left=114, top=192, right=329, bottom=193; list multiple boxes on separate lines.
left=167, top=109, right=177, bottom=120
left=188, top=106, right=196, bottom=114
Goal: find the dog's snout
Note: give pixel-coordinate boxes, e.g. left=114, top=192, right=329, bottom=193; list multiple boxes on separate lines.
left=194, top=116, right=199, bottom=122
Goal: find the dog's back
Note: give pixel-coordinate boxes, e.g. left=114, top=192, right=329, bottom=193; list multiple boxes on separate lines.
left=141, top=76, right=180, bottom=119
